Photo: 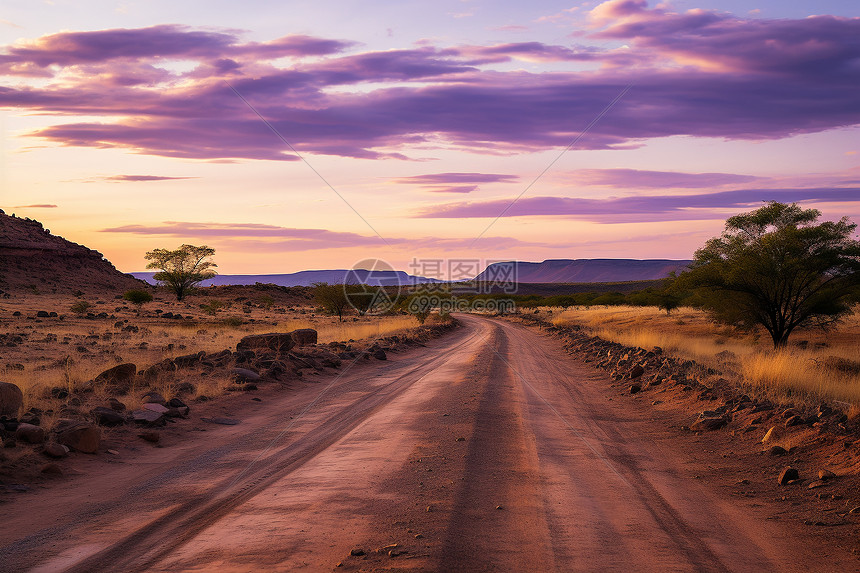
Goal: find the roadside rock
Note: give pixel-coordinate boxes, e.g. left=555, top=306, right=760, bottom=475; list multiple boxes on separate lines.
left=91, top=406, right=125, bottom=427
left=691, top=415, right=728, bottom=431
left=237, top=333, right=295, bottom=354
left=15, top=423, right=46, bottom=444
left=819, top=469, right=836, bottom=480
left=108, top=397, right=126, bottom=411
left=373, top=348, right=387, bottom=361
left=785, top=415, right=804, bottom=427
left=132, top=409, right=164, bottom=425
left=142, top=359, right=176, bottom=381
left=231, top=367, right=261, bottom=383
left=143, top=403, right=169, bottom=415
left=778, top=466, right=799, bottom=485
left=42, top=442, right=69, bottom=458
left=290, top=328, right=318, bottom=346
left=762, top=426, right=783, bottom=443
left=54, top=419, right=100, bottom=453
left=768, top=445, right=788, bottom=456
left=94, top=363, right=137, bottom=391
left=0, top=381, right=24, bottom=417
left=629, top=364, right=645, bottom=379
left=142, top=391, right=167, bottom=405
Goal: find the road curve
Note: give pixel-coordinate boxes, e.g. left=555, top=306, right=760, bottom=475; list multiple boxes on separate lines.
left=0, top=315, right=839, bottom=572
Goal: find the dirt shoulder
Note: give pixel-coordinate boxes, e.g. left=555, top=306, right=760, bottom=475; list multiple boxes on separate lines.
left=507, top=313, right=860, bottom=562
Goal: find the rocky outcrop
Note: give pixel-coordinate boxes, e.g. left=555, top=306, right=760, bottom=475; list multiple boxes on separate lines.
left=0, top=209, right=143, bottom=293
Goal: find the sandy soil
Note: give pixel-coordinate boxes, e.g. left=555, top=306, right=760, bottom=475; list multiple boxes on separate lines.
left=1, top=315, right=858, bottom=572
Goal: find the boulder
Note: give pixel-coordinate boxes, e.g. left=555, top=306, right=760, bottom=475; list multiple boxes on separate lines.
left=629, top=365, right=645, bottom=379
left=778, top=466, right=800, bottom=485
left=54, top=420, right=100, bottom=453
left=132, top=409, right=164, bottom=425
left=761, top=426, right=782, bottom=443
left=91, top=406, right=125, bottom=427
left=142, top=359, right=176, bottom=381
left=231, top=367, right=261, bottom=382
left=819, top=469, right=836, bottom=480
left=108, top=397, right=126, bottom=412
left=143, top=403, right=169, bottom=414
left=690, top=415, right=728, bottom=431
left=94, top=363, right=137, bottom=391
left=15, top=423, right=46, bottom=444
left=173, top=351, right=205, bottom=368
left=373, top=348, right=387, bottom=361
left=142, top=391, right=167, bottom=405
left=43, top=442, right=69, bottom=458
left=0, top=381, right=23, bottom=417
left=236, top=333, right=295, bottom=354
left=290, top=328, right=318, bottom=346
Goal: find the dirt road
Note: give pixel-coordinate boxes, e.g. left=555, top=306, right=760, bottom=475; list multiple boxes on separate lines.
left=0, top=315, right=851, bottom=572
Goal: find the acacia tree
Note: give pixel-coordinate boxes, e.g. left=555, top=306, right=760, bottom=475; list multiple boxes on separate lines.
left=313, top=282, right=349, bottom=321
left=680, top=202, right=860, bottom=348
left=145, top=244, right=217, bottom=301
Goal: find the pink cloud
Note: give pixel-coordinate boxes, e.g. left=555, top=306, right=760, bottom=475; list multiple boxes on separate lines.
left=96, top=175, right=198, bottom=182
left=99, top=221, right=552, bottom=251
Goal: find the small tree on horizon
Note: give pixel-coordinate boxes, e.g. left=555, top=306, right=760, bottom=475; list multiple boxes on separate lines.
left=144, top=244, right=217, bottom=301
left=678, top=202, right=860, bottom=348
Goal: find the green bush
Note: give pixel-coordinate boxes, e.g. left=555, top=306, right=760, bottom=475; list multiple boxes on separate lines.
left=123, top=289, right=153, bottom=306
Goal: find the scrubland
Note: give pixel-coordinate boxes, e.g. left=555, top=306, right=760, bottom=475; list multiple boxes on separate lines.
left=0, top=286, right=419, bottom=414
left=544, top=305, right=860, bottom=405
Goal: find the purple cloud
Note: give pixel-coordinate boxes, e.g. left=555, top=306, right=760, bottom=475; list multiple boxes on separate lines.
left=1, top=10, right=858, bottom=161
left=13, top=204, right=57, bottom=208
left=419, top=187, right=860, bottom=223
left=0, top=25, right=351, bottom=72
left=391, top=172, right=518, bottom=193
left=392, top=172, right=519, bottom=185
left=567, top=169, right=762, bottom=189
left=592, top=1, right=860, bottom=76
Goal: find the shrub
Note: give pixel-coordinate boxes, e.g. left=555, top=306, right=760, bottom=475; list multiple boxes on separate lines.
left=70, top=300, right=91, bottom=314
left=123, top=289, right=153, bottom=306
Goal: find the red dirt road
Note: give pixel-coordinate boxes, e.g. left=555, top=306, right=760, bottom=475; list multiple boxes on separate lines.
left=0, top=315, right=853, bottom=572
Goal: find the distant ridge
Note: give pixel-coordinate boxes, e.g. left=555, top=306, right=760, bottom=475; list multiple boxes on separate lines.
left=473, top=259, right=692, bottom=284
left=132, top=269, right=444, bottom=288
left=134, top=259, right=690, bottom=286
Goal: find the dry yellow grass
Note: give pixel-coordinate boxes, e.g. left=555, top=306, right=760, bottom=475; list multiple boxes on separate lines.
left=0, top=312, right=419, bottom=412
left=543, top=305, right=860, bottom=405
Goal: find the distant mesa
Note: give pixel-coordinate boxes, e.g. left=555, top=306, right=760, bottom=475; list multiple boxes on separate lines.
left=134, top=259, right=692, bottom=286
left=474, top=259, right=693, bottom=284
left=0, top=209, right=143, bottom=294
left=132, top=269, right=444, bottom=288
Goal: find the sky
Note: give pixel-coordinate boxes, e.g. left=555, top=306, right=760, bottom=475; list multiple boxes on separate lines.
left=1, top=0, right=859, bottom=277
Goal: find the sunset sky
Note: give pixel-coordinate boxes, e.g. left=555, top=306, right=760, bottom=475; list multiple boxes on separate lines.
left=2, top=0, right=859, bottom=277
